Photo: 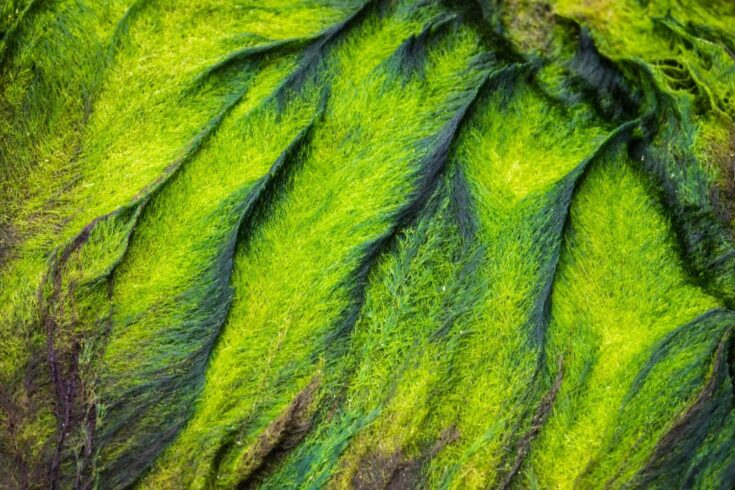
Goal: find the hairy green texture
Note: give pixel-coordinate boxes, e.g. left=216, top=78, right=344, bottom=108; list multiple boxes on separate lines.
left=1, top=0, right=734, bottom=489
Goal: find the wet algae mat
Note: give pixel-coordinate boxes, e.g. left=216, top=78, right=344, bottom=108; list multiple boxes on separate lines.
left=2, top=0, right=735, bottom=488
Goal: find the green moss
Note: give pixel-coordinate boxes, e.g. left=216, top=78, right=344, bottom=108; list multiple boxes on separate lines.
left=1, top=0, right=734, bottom=488
left=141, top=5, right=493, bottom=487
left=524, top=145, right=721, bottom=488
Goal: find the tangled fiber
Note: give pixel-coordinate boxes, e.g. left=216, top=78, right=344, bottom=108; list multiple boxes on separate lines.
left=1, top=0, right=735, bottom=488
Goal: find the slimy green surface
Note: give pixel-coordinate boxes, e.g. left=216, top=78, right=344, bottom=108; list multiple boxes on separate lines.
left=1, top=0, right=734, bottom=488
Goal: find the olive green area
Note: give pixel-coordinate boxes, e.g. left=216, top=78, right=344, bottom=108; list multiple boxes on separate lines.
left=1, top=0, right=734, bottom=489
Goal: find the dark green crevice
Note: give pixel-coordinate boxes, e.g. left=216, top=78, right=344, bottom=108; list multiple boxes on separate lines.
left=216, top=25, right=496, bottom=488
left=0, top=0, right=44, bottom=66
left=629, top=328, right=735, bottom=488
left=37, top=33, right=321, bottom=488
left=97, top=119, right=321, bottom=489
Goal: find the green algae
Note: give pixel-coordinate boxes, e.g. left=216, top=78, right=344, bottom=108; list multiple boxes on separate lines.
left=1, top=0, right=734, bottom=488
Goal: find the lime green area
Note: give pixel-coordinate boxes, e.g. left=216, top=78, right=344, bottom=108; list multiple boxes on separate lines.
left=1, top=1, right=735, bottom=488
left=1, top=2, right=137, bottom=484
left=256, top=67, right=614, bottom=490
left=550, top=0, right=735, bottom=302
left=1, top=0, right=364, bottom=485
left=96, top=54, right=319, bottom=486
left=524, top=146, right=722, bottom=488
left=421, top=71, right=610, bottom=489
left=141, top=5, right=494, bottom=487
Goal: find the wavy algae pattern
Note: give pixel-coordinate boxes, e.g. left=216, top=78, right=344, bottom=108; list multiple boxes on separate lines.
left=1, top=0, right=734, bottom=488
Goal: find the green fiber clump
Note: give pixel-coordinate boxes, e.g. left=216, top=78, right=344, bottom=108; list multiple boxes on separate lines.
left=1, top=0, right=734, bottom=488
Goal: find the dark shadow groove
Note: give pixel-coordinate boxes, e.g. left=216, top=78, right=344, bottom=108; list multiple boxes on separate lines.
left=104, top=0, right=150, bottom=63
left=201, top=22, right=507, bottom=489
left=325, top=61, right=517, bottom=349
left=236, top=377, right=322, bottom=490
left=494, top=117, right=642, bottom=488
left=185, top=37, right=309, bottom=94
left=530, top=116, right=642, bottom=360
left=605, top=50, right=735, bottom=309
left=625, top=308, right=735, bottom=403
left=247, top=164, right=484, bottom=488
left=94, top=3, right=388, bottom=480
left=272, top=0, right=386, bottom=108
left=37, top=49, right=270, bottom=487
left=271, top=62, right=521, bottom=488
left=384, top=12, right=458, bottom=80
left=499, top=356, right=564, bottom=489
left=626, top=328, right=735, bottom=489
left=106, top=113, right=323, bottom=490
left=0, top=0, right=44, bottom=68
